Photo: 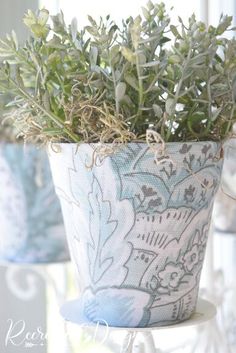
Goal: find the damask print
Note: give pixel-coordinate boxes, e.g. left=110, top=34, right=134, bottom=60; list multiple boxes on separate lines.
left=87, top=176, right=117, bottom=284
left=48, top=141, right=223, bottom=327
left=82, top=287, right=152, bottom=327
left=158, top=263, right=185, bottom=289
left=182, top=245, right=200, bottom=272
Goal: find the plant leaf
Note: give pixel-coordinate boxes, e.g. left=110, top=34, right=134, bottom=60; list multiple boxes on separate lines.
left=140, top=60, right=159, bottom=68
left=89, top=46, right=98, bottom=68
left=51, top=12, right=66, bottom=34
left=38, top=9, right=49, bottom=26
left=115, top=82, right=126, bottom=102
left=71, top=18, right=78, bottom=42
left=23, top=10, right=36, bottom=27
left=142, top=7, right=150, bottom=21
left=153, top=104, right=163, bottom=118
left=87, top=15, right=97, bottom=27
left=170, top=25, right=182, bottom=39
left=212, top=107, right=222, bottom=121
left=121, top=46, right=136, bottom=64
left=216, top=15, right=232, bottom=35
left=165, top=98, right=175, bottom=115
left=124, top=73, right=139, bottom=91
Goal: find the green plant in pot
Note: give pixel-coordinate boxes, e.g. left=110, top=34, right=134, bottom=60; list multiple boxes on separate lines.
left=0, top=2, right=235, bottom=327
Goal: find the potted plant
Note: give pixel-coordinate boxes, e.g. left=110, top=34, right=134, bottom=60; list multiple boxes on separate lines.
left=0, top=2, right=235, bottom=327
left=0, top=103, right=69, bottom=264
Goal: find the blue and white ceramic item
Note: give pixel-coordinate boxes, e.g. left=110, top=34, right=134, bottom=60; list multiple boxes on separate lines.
left=214, top=139, right=236, bottom=233
left=0, top=143, right=69, bottom=263
left=49, top=142, right=223, bottom=327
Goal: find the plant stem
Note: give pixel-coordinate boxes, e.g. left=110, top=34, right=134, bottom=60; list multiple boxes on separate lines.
left=136, top=51, right=144, bottom=110
left=131, top=50, right=144, bottom=131
left=225, top=72, right=236, bottom=136
left=206, top=68, right=212, bottom=133
left=109, top=56, right=119, bottom=117
left=166, top=43, right=193, bottom=141
left=0, top=39, right=36, bottom=71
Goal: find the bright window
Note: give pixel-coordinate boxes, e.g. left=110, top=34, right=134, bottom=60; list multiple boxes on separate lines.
left=40, top=0, right=203, bottom=24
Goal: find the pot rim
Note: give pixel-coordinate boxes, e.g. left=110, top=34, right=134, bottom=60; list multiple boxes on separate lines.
left=48, top=140, right=223, bottom=147
left=0, top=142, right=47, bottom=150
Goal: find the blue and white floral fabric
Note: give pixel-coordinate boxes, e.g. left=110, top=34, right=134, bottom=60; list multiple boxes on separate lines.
left=49, top=142, right=223, bottom=327
left=0, top=144, right=69, bottom=263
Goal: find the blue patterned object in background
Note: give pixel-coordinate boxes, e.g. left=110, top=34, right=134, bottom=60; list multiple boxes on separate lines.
left=49, top=142, right=223, bottom=327
left=0, top=143, right=69, bottom=263
left=214, top=139, right=236, bottom=233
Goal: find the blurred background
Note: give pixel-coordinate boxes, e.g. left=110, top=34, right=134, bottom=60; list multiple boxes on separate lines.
left=0, top=0, right=236, bottom=352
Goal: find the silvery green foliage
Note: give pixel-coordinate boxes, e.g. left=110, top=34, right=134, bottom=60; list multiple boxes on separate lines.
left=0, top=3, right=236, bottom=142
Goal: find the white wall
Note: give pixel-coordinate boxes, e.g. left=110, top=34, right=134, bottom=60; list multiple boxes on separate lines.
left=0, top=0, right=38, bottom=41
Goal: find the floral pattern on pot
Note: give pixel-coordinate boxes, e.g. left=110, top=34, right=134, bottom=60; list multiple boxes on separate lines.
left=48, top=142, right=223, bottom=327
left=0, top=144, right=69, bottom=263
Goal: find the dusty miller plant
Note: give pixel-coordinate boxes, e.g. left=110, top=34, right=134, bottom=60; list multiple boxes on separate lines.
left=0, top=1, right=236, bottom=143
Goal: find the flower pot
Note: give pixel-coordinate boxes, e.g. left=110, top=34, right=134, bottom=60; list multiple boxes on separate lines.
left=48, top=141, right=223, bottom=327
left=213, top=139, right=236, bottom=233
left=0, top=143, right=69, bottom=263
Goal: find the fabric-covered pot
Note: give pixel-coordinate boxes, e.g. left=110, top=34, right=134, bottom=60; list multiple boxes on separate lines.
left=0, top=143, right=69, bottom=263
left=213, top=139, right=236, bottom=233
left=48, top=141, right=223, bottom=327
